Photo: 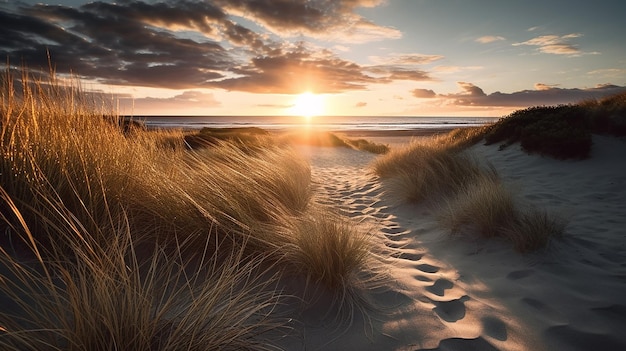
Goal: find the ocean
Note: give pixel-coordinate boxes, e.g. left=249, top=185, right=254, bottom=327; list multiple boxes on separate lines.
left=131, top=116, right=498, bottom=132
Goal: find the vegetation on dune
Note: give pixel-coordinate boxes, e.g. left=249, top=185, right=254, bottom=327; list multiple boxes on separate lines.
left=0, top=67, right=388, bottom=348
left=483, top=105, right=592, bottom=159
left=372, top=140, right=483, bottom=203
left=184, top=127, right=271, bottom=149
left=0, top=189, right=284, bottom=351
left=373, top=126, right=566, bottom=252
left=437, top=172, right=565, bottom=252
left=479, top=91, right=626, bottom=159
left=185, top=127, right=390, bottom=154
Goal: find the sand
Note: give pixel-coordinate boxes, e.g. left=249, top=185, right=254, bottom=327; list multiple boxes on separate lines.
left=281, top=134, right=626, bottom=350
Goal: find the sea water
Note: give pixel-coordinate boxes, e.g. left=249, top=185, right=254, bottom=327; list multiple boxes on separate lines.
left=131, top=115, right=498, bottom=131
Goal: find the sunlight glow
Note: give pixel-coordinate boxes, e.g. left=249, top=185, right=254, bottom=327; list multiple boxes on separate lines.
left=291, top=92, right=325, bottom=121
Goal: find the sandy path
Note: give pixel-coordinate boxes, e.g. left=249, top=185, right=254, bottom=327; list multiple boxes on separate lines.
left=293, top=145, right=518, bottom=350
left=287, top=138, right=626, bottom=351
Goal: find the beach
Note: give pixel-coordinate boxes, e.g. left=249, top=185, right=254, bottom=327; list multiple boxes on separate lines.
left=2, top=77, right=626, bottom=350
left=278, top=132, right=626, bottom=350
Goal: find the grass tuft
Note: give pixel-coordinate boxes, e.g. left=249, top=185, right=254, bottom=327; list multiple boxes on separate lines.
left=372, top=139, right=482, bottom=203
left=0, top=64, right=390, bottom=347
left=373, top=127, right=567, bottom=252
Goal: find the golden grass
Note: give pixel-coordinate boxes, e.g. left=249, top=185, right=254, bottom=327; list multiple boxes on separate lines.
left=0, top=66, right=389, bottom=347
left=280, top=129, right=389, bottom=154
left=0, top=187, right=284, bottom=350
left=373, top=128, right=566, bottom=252
left=372, top=138, right=482, bottom=203
left=437, top=171, right=518, bottom=239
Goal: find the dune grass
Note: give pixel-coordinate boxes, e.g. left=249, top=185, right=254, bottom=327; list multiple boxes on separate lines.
left=371, top=138, right=483, bottom=203
left=0, top=187, right=285, bottom=351
left=279, top=129, right=390, bottom=154
left=183, top=127, right=390, bottom=154
left=0, top=66, right=389, bottom=347
left=437, top=172, right=565, bottom=252
left=373, top=128, right=566, bottom=252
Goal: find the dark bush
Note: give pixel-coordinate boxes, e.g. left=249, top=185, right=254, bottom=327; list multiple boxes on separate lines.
left=484, top=105, right=592, bottom=159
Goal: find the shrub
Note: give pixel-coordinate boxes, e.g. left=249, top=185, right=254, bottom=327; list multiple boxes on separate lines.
left=484, top=105, right=592, bottom=159
left=581, top=91, right=626, bottom=136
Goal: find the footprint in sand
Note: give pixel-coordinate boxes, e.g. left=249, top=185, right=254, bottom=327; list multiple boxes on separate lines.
left=426, top=278, right=454, bottom=297
left=418, top=336, right=500, bottom=351
left=481, top=315, right=508, bottom=341
left=416, top=263, right=440, bottom=274
left=380, top=226, right=409, bottom=235
left=433, top=295, right=469, bottom=323
left=398, top=251, right=424, bottom=261
left=506, top=269, right=534, bottom=280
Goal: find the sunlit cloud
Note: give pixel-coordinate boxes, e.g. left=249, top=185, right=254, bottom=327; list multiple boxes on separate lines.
left=476, top=35, right=505, bottom=44
left=369, top=53, right=444, bottom=65
left=433, top=65, right=483, bottom=74
left=534, top=83, right=560, bottom=90
left=356, top=101, right=367, bottom=107
left=513, top=33, right=598, bottom=56
left=208, top=47, right=381, bottom=94
left=411, top=88, right=436, bottom=98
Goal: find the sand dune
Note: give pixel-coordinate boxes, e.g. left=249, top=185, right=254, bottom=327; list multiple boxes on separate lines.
left=283, top=135, right=626, bottom=350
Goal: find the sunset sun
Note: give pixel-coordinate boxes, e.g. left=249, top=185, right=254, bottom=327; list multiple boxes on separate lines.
left=291, top=92, right=325, bottom=120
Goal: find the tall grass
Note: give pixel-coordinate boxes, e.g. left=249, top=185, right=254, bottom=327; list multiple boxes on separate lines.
left=371, top=138, right=483, bottom=203
left=373, top=129, right=565, bottom=252
left=0, top=65, right=389, bottom=346
left=0, top=187, right=284, bottom=350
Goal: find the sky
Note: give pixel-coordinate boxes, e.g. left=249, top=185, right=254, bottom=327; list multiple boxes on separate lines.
left=1, top=0, right=626, bottom=117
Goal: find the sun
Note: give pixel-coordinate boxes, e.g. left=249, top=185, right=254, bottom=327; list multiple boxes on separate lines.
left=291, top=92, right=325, bottom=121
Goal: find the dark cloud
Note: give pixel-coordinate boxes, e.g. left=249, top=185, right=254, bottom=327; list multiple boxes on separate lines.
left=216, top=0, right=399, bottom=42
left=434, top=82, right=626, bottom=107
left=0, top=0, right=401, bottom=93
left=2, top=1, right=232, bottom=88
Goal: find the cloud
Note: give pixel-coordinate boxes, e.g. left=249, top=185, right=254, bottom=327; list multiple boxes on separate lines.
left=208, top=47, right=382, bottom=94
left=475, top=36, right=505, bottom=44
left=411, top=88, right=436, bottom=98
left=534, top=83, right=560, bottom=91
left=215, top=0, right=401, bottom=43
left=433, top=66, right=484, bottom=75
left=588, top=68, right=626, bottom=78
left=369, top=53, right=444, bottom=65
left=513, top=33, right=598, bottom=56
left=0, top=0, right=401, bottom=93
left=421, top=82, right=626, bottom=107
left=118, top=90, right=221, bottom=113
left=356, top=101, right=367, bottom=107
